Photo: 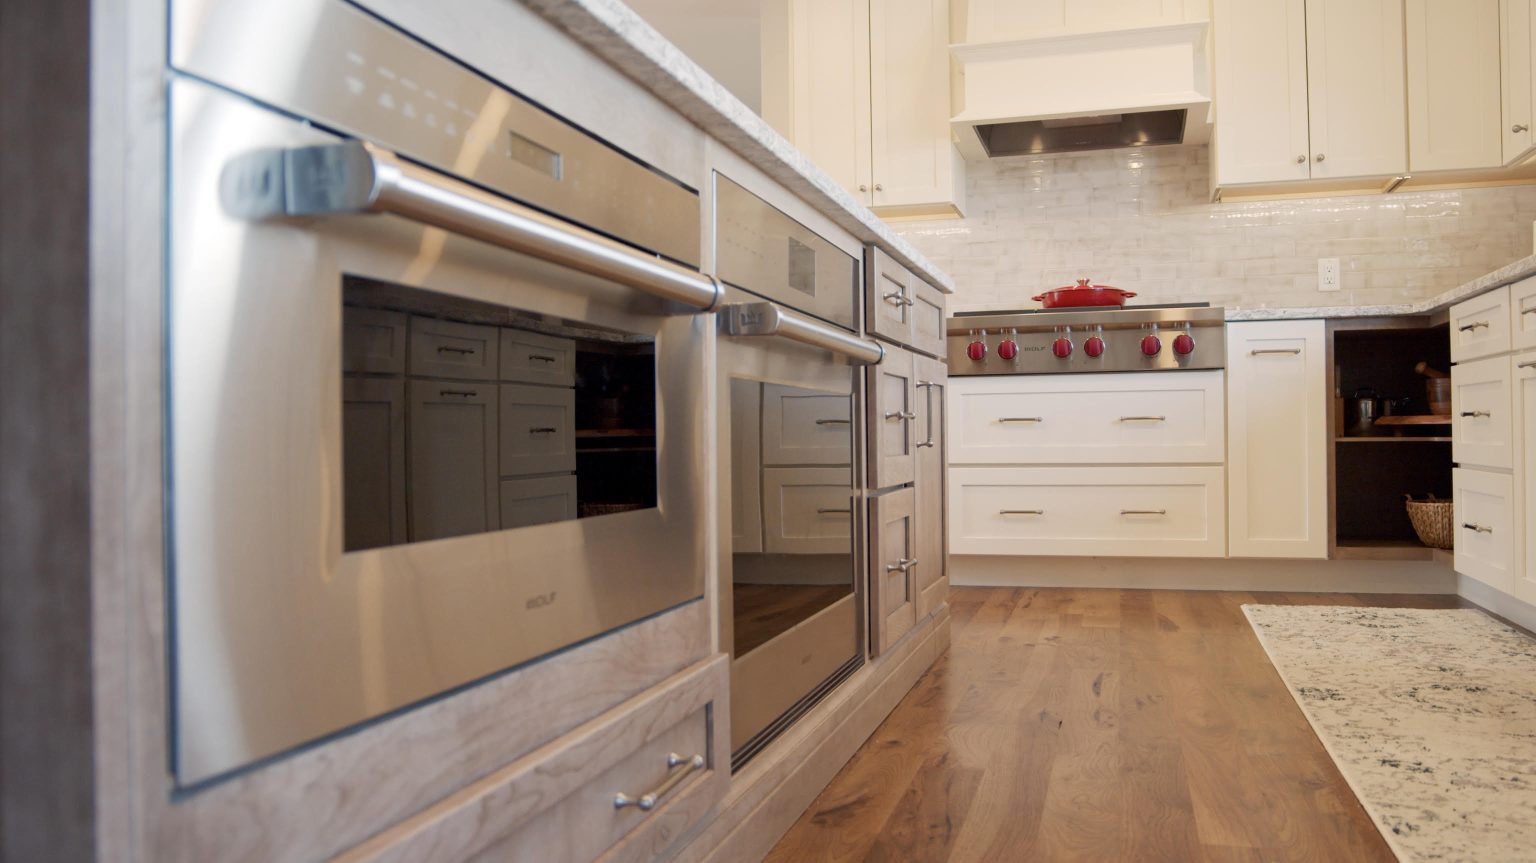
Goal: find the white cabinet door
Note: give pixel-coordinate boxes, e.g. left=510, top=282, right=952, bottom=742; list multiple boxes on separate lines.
left=1213, top=0, right=1311, bottom=184
left=1407, top=0, right=1503, bottom=171
left=1305, top=0, right=1407, bottom=179
left=1502, top=0, right=1535, bottom=164
left=869, top=0, right=963, bottom=214
left=913, top=354, right=948, bottom=619
left=342, top=377, right=407, bottom=551
left=1453, top=355, right=1515, bottom=470
left=1514, top=352, right=1536, bottom=605
left=1453, top=467, right=1516, bottom=593
left=1226, top=321, right=1328, bottom=559
left=408, top=380, right=499, bottom=542
left=1512, top=276, right=1536, bottom=352
left=869, top=486, right=917, bottom=656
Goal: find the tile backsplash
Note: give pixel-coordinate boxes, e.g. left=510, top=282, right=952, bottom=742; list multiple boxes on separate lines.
left=891, top=146, right=1536, bottom=312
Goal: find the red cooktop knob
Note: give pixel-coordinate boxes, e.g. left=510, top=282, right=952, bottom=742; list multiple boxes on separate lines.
left=997, top=339, right=1019, bottom=360
left=1051, top=337, right=1074, bottom=359
left=966, top=340, right=987, bottom=361
left=1084, top=336, right=1106, bottom=358
left=1173, top=333, right=1196, bottom=356
left=1140, top=334, right=1162, bottom=356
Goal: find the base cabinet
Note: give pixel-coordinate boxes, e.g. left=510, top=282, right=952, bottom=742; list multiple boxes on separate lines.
left=869, top=486, right=918, bottom=655
left=1514, top=352, right=1536, bottom=604
left=1453, top=467, right=1516, bottom=593
left=913, top=354, right=948, bottom=619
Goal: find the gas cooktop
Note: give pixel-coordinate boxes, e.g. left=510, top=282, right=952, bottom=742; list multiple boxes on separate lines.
left=946, top=304, right=1226, bottom=376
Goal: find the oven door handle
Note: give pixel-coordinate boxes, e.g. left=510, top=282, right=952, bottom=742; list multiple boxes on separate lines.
left=721, top=302, right=885, bottom=365
left=223, top=140, right=723, bottom=312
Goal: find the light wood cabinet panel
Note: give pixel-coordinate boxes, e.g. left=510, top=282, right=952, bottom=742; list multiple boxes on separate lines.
left=1212, top=0, right=1311, bottom=184
left=1452, top=354, right=1515, bottom=471
left=869, top=486, right=918, bottom=656
left=730, top=380, right=765, bottom=555
left=1513, top=352, right=1536, bottom=605
left=909, top=279, right=947, bottom=359
left=408, top=380, right=499, bottom=542
left=1305, top=0, right=1407, bottom=179
left=761, top=383, right=853, bottom=466
left=913, top=354, right=948, bottom=619
left=868, top=346, right=916, bottom=488
left=1512, top=276, right=1536, bottom=352
left=762, top=467, right=855, bottom=554
left=343, top=377, right=408, bottom=550
left=498, top=383, right=576, bottom=477
left=409, top=315, right=499, bottom=381
left=1453, top=467, right=1516, bottom=593
left=1225, top=321, right=1328, bottom=559
left=1502, top=0, right=1535, bottom=164
left=1450, top=285, right=1513, bottom=362
left=866, top=246, right=914, bottom=347
left=499, top=475, right=578, bottom=530
left=1407, top=0, right=1503, bottom=171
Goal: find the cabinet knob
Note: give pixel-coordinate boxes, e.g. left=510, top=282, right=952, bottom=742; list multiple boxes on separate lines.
left=858, top=184, right=868, bottom=192
left=1515, top=124, right=1530, bottom=133
left=1314, top=153, right=1326, bottom=162
left=1296, top=155, right=1306, bottom=164
left=874, top=183, right=883, bottom=191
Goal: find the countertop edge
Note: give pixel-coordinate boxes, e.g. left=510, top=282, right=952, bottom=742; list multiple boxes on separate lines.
left=517, top=0, right=957, bottom=293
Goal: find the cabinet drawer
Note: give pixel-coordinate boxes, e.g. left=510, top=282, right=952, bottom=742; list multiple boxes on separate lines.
left=1512, top=276, right=1536, bottom=352
left=1451, top=355, right=1513, bottom=469
left=909, top=279, right=947, bottom=358
left=1453, top=468, right=1515, bottom=594
left=499, top=384, right=576, bottom=477
left=339, top=657, right=729, bottom=863
left=343, top=307, right=408, bottom=374
left=761, top=383, right=854, bottom=466
left=499, top=329, right=576, bottom=386
left=868, top=347, right=916, bottom=488
left=867, top=246, right=914, bottom=347
left=499, top=475, right=578, bottom=529
left=949, top=466, right=1227, bottom=557
left=949, top=371, right=1225, bottom=465
left=762, top=467, right=853, bottom=554
left=410, top=316, right=499, bottom=380
left=1450, top=285, right=1511, bottom=363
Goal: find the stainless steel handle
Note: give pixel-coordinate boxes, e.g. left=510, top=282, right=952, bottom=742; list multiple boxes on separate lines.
left=1463, top=522, right=1493, bottom=534
left=916, top=381, right=938, bottom=388
left=614, top=753, right=705, bottom=811
left=1523, top=307, right=1536, bottom=315
left=883, top=290, right=914, bottom=307
left=225, top=141, right=723, bottom=312
left=998, top=416, right=1043, bottom=423
left=918, top=380, right=937, bottom=448
left=1459, top=320, right=1490, bottom=332
left=1119, top=415, right=1166, bottom=422
left=1315, top=153, right=1325, bottom=162
left=528, top=353, right=557, bottom=363
left=999, top=509, right=1044, bottom=515
left=529, top=426, right=558, bottom=434
left=436, top=345, right=476, bottom=355
left=1520, top=359, right=1536, bottom=369
left=721, top=302, right=884, bottom=365
left=817, top=507, right=852, bottom=514
left=1460, top=410, right=1491, bottom=418
left=885, top=558, right=916, bottom=572
left=439, top=389, right=479, bottom=398
left=916, top=441, right=936, bottom=448
left=1251, top=348, right=1302, bottom=356
left=884, top=411, right=916, bottom=421
left=1515, top=124, right=1530, bottom=133
left=815, top=418, right=851, bottom=426
left=1120, top=509, right=1168, bottom=516
left=1295, top=155, right=1306, bottom=164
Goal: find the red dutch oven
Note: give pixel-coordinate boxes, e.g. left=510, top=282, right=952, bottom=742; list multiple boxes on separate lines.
left=1033, top=278, right=1137, bottom=309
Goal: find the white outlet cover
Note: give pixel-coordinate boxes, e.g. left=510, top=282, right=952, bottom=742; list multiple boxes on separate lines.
left=1318, top=257, right=1341, bottom=292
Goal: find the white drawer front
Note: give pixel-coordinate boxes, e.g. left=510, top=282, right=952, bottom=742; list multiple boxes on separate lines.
left=1450, top=285, right=1511, bottom=363
left=410, top=316, right=499, bottom=380
left=1453, top=467, right=1515, bottom=594
left=499, top=475, right=578, bottom=529
left=343, top=307, right=408, bottom=374
left=949, top=466, right=1227, bottom=557
left=499, top=330, right=575, bottom=387
left=949, top=371, right=1225, bottom=465
left=1451, top=355, right=1513, bottom=470
left=1513, top=276, right=1536, bottom=352
left=761, top=384, right=854, bottom=466
left=498, top=384, right=576, bottom=476
left=762, top=467, right=853, bottom=554
left=1515, top=354, right=1536, bottom=605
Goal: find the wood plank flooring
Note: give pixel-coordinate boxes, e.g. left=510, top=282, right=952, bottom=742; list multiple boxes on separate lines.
left=765, top=587, right=1471, bottom=863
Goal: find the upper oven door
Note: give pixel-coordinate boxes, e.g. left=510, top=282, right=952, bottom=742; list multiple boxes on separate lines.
left=168, top=78, right=711, bottom=786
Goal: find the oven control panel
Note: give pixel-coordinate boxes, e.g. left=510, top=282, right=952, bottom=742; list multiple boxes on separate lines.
left=947, top=307, right=1226, bottom=375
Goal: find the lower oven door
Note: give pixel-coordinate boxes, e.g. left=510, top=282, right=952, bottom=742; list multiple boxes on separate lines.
left=168, top=79, right=712, bottom=785
left=716, top=298, right=883, bottom=768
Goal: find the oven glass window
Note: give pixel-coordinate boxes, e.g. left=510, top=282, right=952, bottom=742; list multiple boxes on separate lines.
left=728, top=377, right=855, bottom=658
left=341, top=277, right=657, bottom=551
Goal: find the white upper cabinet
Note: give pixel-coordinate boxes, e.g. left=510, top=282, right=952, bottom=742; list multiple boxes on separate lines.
left=1407, top=0, right=1503, bottom=171
left=1304, top=0, right=1407, bottom=180
left=1502, top=0, right=1536, bottom=164
left=762, top=0, right=964, bottom=217
left=960, top=0, right=1206, bottom=41
left=1212, top=0, right=1311, bottom=185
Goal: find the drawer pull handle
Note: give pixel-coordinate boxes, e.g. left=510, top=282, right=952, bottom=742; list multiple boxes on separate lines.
left=916, top=440, right=936, bottom=448
left=999, top=509, right=1044, bottom=515
left=1119, top=415, right=1167, bottom=422
left=1463, top=522, right=1493, bottom=534
left=1460, top=411, right=1491, bottom=418
left=1523, top=307, right=1536, bottom=315
left=885, top=558, right=918, bottom=573
left=884, top=411, right=915, bottom=422
left=528, top=353, right=558, bottom=363
left=1120, top=509, right=1168, bottom=516
left=614, top=752, right=705, bottom=812
left=439, top=389, right=478, bottom=398
left=1519, top=359, right=1536, bottom=369
left=529, top=426, right=559, bottom=434
left=916, top=380, right=938, bottom=388
left=436, top=345, right=477, bottom=355
left=816, top=507, right=852, bottom=515
left=1251, top=348, right=1302, bottom=356
left=1458, top=320, right=1490, bottom=332
left=815, top=418, right=851, bottom=426
left=883, top=291, right=914, bottom=307
left=998, top=416, right=1043, bottom=424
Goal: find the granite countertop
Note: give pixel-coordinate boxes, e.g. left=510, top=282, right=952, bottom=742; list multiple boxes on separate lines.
left=519, top=0, right=956, bottom=293
left=1225, top=253, right=1536, bottom=321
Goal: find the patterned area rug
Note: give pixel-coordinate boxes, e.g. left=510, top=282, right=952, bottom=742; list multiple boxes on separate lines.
left=1242, top=605, right=1536, bottom=863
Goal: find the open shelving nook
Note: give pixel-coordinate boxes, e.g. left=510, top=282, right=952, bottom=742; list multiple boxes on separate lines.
left=1327, top=315, right=1453, bottom=561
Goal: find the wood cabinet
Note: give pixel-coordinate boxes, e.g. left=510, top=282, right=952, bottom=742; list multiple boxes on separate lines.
left=1502, top=0, right=1536, bottom=163
left=762, top=467, right=855, bottom=554
left=1407, top=0, right=1503, bottom=171
left=1225, top=321, right=1328, bottom=559
left=869, top=486, right=918, bottom=655
left=342, top=377, right=408, bottom=550
left=408, top=379, right=500, bottom=542
left=868, top=346, right=916, bottom=488
left=866, top=246, right=947, bottom=358
left=1213, top=0, right=1405, bottom=187
left=913, top=354, right=948, bottom=619
left=762, top=0, right=964, bottom=217
left=761, top=383, right=854, bottom=466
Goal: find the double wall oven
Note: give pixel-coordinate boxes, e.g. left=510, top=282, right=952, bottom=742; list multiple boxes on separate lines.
left=712, top=177, right=884, bottom=768
left=168, top=0, right=715, bottom=785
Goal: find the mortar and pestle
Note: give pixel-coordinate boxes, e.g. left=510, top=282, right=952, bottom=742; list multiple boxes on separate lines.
left=1415, top=362, right=1452, bottom=415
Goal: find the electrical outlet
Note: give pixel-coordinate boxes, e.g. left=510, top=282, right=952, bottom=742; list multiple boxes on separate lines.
left=1317, top=257, right=1341, bottom=292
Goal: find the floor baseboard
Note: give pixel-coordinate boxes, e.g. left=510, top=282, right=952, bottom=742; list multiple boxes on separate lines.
left=1456, top=574, right=1536, bottom=632
left=952, top=555, right=1458, bottom=594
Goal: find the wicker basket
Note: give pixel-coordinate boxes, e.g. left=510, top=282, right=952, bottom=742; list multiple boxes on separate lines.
left=1404, top=494, right=1454, bottom=549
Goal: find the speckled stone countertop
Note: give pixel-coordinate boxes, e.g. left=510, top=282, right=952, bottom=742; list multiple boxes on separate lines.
left=1225, top=253, right=1536, bottom=321
left=520, top=0, right=956, bottom=293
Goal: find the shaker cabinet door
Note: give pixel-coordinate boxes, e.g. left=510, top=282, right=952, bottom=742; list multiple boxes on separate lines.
left=408, top=380, right=500, bottom=542
left=869, top=486, right=918, bottom=656
left=1212, top=0, right=1311, bottom=184
left=1306, top=0, right=1407, bottom=179
left=868, top=346, right=916, bottom=489
left=1406, top=0, right=1503, bottom=171
left=1513, top=353, right=1536, bottom=606
left=342, top=376, right=408, bottom=551
left=913, top=353, right=948, bottom=618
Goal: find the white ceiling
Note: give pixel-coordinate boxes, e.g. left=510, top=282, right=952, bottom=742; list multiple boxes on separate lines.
left=624, top=0, right=764, bottom=113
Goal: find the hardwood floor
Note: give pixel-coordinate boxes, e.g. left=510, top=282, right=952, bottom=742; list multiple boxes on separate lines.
left=764, top=587, right=1471, bottom=863
left=734, top=583, right=853, bottom=656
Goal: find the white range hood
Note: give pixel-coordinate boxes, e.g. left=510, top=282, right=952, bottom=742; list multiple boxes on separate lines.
left=949, top=21, right=1212, bottom=159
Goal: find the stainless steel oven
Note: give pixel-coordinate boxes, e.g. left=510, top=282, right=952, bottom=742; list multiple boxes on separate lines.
left=168, top=0, right=714, bottom=786
left=712, top=175, right=883, bottom=768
